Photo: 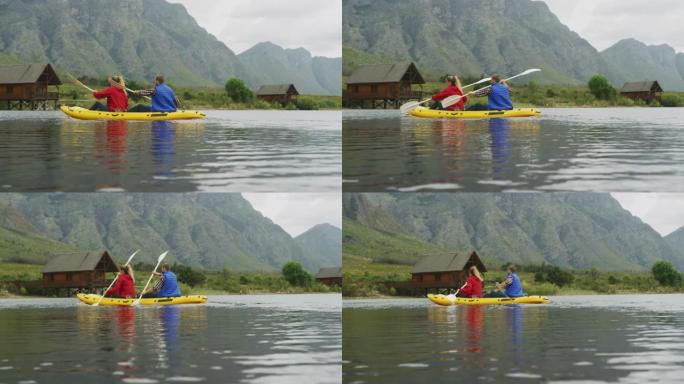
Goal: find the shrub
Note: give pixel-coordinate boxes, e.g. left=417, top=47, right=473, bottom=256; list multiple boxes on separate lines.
left=588, top=75, right=617, bottom=100
left=282, top=262, right=312, bottom=287
left=172, top=263, right=207, bottom=287
left=660, top=94, right=684, bottom=107
left=225, top=78, right=254, bottom=103
left=652, top=261, right=682, bottom=286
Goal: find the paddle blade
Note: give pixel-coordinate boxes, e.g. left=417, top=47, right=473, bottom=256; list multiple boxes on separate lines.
left=400, top=101, right=421, bottom=115
left=158, top=251, right=169, bottom=263
left=124, top=250, right=140, bottom=266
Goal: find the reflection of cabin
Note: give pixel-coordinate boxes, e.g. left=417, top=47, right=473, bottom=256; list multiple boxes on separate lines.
left=344, top=62, right=425, bottom=109
left=315, top=267, right=342, bottom=286
left=411, top=251, right=487, bottom=291
left=619, top=81, right=663, bottom=102
left=256, top=84, right=299, bottom=105
left=42, top=250, right=119, bottom=295
left=0, top=63, right=62, bottom=110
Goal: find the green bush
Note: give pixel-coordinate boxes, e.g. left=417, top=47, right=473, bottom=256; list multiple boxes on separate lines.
left=282, top=262, right=312, bottom=287
left=652, top=261, right=682, bottom=286
left=172, top=263, right=207, bottom=287
left=660, top=94, right=684, bottom=107
left=295, top=98, right=319, bottom=110
left=588, top=75, right=617, bottom=100
left=225, top=78, right=254, bottom=103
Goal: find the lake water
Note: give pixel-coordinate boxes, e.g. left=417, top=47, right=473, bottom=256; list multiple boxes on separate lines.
left=343, top=108, right=684, bottom=192
left=343, top=294, right=684, bottom=383
left=0, top=294, right=341, bottom=384
left=0, top=110, right=340, bottom=192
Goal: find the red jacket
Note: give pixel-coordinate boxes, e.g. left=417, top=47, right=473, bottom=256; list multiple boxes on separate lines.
left=459, top=275, right=483, bottom=298
left=106, top=273, right=136, bottom=298
left=93, top=86, right=129, bottom=112
left=432, top=84, right=468, bottom=111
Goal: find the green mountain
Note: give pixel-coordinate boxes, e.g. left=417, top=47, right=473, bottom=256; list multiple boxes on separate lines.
left=294, top=223, right=342, bottom=268
left=0, top=194, right=339, bottom=272
left=601, top=39, right=684, bottom=91
left=238, top=42, right=342, bottom=95
left=343, top=0, right=620, bottom=84
left=665, top=226, right=684, bottom=255
left=0, top=0, right=341, bottom=94
left=343, top=193, right=684, bottom=271
left=343, top=0, right=684, bottom=90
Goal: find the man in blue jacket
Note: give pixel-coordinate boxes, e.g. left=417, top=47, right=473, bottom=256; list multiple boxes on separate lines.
left=128, top=75, right=181, bottom=112
left=143, top=263, right=182, bottom=298
left=467, top=75, right=514, bottom=111
left=486, top=264, right=525, bottom=298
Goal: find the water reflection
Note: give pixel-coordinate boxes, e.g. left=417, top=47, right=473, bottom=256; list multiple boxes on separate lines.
left=0, top=110, right=340, bottom=191
left=343, top=108, right=684, bottom=192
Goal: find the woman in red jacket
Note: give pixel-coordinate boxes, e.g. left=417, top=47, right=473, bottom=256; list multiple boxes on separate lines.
left=430, top=75, right=468, bottom=111
left=91, top=75, right=129, bottom=112
left=105, top=265, right=137, bottom=298
left=458, top=266, right=484, bottom=298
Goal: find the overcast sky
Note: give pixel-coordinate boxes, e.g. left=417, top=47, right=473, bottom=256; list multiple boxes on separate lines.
left=542, top=0, right=684, bottom=52
left=166, top=0, right=341, bottom=57
left=243, top=193, right=341, bottom=237
left=612, top=194, right=684, bottom=236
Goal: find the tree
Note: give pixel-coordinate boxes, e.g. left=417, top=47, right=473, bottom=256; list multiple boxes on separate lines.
left=172, top=263, right=207, bottom=287
left=652, top=261, right=682, bottom=287
left=588, top=75, right=617, bottom=100
left=282, top=262, right=312, bottom=287
left=225, top=78, right=254, bottom=103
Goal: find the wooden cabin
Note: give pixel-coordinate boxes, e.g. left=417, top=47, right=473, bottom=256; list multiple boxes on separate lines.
left=619, top=81, right=663, bottom=102
left=344, top=62, right=425, bottom=109
left=0, top=63, right=62, bottom=110
left=411, top=251, right=487, bottom=291
left=42, top=250, right=119, bottom=295
left=256, top=84, right=299, bottom=105
left=315, top=267, right=342, bottom=286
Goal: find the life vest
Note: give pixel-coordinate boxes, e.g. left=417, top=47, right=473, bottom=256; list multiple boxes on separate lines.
left=488, top=83, right=513, bottom=110
left=159, top=271, right=181, bottom=297
left=151, top=83, right=177, bottom=112
left=505, top=272, right=525, bottom=297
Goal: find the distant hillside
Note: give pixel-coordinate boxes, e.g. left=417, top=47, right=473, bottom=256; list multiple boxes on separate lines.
left=343, top=193, right=684, bottom=271
left=0, top=194, right=340, bottom=272
left=601, top=39, right=684, bottom=91
left=239, top=42, right=342, bottom=95
left=0, top=0, right=341, bottom=94
left=343, top=0, right=684, bottom=90
left=294, top=224, right=342, bottom=268
left=666, top=226, right=684, bottom=256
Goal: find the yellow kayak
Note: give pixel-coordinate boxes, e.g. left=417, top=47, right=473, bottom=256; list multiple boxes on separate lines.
left=61, top=106, right=206, bottom=121
left=77, top=293, right=208, bottom=306
left=410, top=106, right=541, bottom=119
left=428, top=293, right=549, bottom=306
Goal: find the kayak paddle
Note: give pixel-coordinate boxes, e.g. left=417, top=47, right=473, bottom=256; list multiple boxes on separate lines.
left=66, top=73, right=96, bottom=93
left=134, top=251, right=169, bottom=306
left=93, top=250, right=140, bottom=306
left=400, top=76, right=492, bottom=115
left=441, top=68, right=541, bottom=109
left=447, top=282, right=469, bottom=303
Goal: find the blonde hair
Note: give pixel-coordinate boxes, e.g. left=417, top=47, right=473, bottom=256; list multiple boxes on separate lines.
left=121, top=264, right=135, bottom=282
left=447, top=75, right=463, bottom=90
left=111, top=75, right=127, bottom=95
left=469, top=265, right=483, bottom=281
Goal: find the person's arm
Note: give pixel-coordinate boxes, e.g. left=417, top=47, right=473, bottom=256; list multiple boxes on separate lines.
left=472, top=87, right=491, bottom=98
left=93, top=87, right=112, bottom=100
left=432, top=87, right=452, bottom=102
left=133, top=88, right=156, bottom=97
left=106, top=274, right=122, bottom=296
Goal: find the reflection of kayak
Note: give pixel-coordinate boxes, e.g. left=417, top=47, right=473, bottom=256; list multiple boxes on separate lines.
left=410, top=106, right=541, bottom=119
left=77, top=293, right=208, bottom=306
left=428, top=293, right=549, bottom=306
left=61, top=106, right=206, bottom=121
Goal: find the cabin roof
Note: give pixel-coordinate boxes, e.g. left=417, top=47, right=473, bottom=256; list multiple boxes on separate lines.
left=315, top=267, right=342, bottom=279
left=412, top=251, right=487, bottom=274
left=256, top=84, right=299, bottom=96
left=43, top=250, right=119, bottom=273
left=620, top=81, right=663, bottom=93
left=0, top=63, right=62, bottom=85
left=347, top=62, right=426, bottom=85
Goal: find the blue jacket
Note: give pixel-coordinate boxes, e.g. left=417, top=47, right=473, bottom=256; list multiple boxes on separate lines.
left=505, top=272, right=525, bottom=297
left=488, top=83, right=513, bottom=110
left=151, top=83, right=177, bottom=112
left=159, top=271, right=181, bottom=297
